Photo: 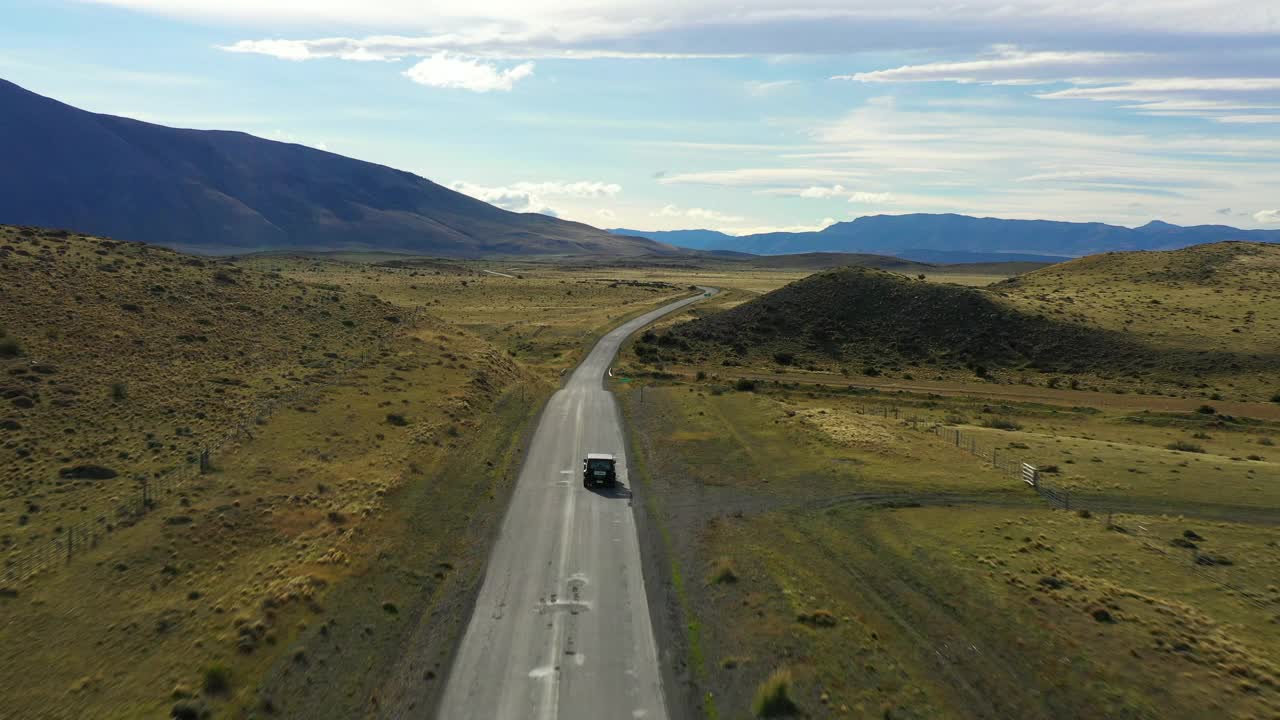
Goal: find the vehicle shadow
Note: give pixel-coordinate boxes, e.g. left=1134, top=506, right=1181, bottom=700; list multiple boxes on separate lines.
left=585, top=482, right=633, bottom=500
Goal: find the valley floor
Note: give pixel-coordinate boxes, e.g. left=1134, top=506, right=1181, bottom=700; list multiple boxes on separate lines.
left=622, top=383, right=1280, bottom=719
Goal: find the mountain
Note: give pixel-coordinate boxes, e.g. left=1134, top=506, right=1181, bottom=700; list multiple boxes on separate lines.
left=0, top=79, right=672, bottom=257
left=613, top=214, right=1280, bottom=257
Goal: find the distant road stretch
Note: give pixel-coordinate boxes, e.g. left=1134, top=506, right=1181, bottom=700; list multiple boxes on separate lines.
left=436, top=289, right=715, bottom=720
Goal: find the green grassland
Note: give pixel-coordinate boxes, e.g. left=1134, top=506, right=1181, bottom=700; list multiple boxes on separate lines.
left=623, top=381, right=1280, bottom=719
left=617, top=244, right=1280, bottom=718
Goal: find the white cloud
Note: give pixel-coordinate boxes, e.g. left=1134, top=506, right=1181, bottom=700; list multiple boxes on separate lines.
left=220, top=35, right=739, bottom=62
left=790, top=185, right=893, bottom=204
left=596, top=208, right=617, bottom=220
left=745, top=80, right=795, bottom=97
left=1214, top=114, right=1280, bottom=124
left=403, top=52, right=533, bottom=92
left=798, top=184, right=845, bottom=198
left=1255, top=210, right=1280, bottom=224
left=653, top=204, right=745, bottom=223
left=659, top=168, right=864, bottom=187
left=719, top=218, right=838, bottom=235
left=848, top=191, right=893, bottom=204
left=840, top=46, right=1139, bottom=85
left=88, top=1, right=1280, bottom=40
left=449, top=179, right=621, bottom=215
left=840, top=45, right=1280, bottom=123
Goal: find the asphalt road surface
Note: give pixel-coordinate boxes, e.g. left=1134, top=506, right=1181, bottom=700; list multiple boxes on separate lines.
left=437, top=289, right=715, bottom=720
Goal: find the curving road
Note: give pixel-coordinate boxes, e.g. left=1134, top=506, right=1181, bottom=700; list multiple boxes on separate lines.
left=437, top=288, right=714, bottom=720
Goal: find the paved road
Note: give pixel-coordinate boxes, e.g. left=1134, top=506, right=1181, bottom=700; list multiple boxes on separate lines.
left=437, top=289, right=714, bottom=720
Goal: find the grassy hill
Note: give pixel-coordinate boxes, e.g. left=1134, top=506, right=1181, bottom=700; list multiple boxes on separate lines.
left=638, top=243, right=1280, bottom=400
left=996, top=241, right=1280, bottom=357
left=0, top=224, right=403, bottom=547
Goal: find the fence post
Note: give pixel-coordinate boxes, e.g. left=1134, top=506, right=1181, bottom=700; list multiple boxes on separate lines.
left=199, top=448, right=210, bottom=474
left=66, top=527, right=73, bottom=564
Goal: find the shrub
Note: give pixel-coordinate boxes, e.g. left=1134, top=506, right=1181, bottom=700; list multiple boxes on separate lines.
left=735, top=378, right=757, bottom=392
left=752, top=668, right=799, bottom=717
left=111, top=382, right=128, bottom=402
left=772, top=352, right=795, bottom=366
left=1271, top=393, right=1280, bottom=403
left=385, top=413, right=409, bottom=426
left=1196, top=404, right=1217, bottom=415
left=862, top=366, right=881, bottom=377
left=1167, top=440, right=1206, bottom=453
left=202, top=663, right=232, bottom=695
left=709, top=557, right=738, bottom=584
left=0, top=336, right=21, bottom=359
left=695, top=370, right=707, bottom=381
left=796, top=610, right=837, bottom=627
left=982, top=418, right=1022, bottom=431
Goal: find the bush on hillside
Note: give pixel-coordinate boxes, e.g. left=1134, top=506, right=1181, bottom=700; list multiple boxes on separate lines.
left=752, top=668, right=799, bottom=717
left=0, top=327, right=20, bottom=358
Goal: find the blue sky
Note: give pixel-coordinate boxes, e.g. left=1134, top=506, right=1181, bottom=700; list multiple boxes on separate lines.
left=3, top=0, right=1279, bottom=234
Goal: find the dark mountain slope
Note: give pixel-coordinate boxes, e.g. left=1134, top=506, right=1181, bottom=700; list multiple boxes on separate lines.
left=0, top=79, right=670, bottom=257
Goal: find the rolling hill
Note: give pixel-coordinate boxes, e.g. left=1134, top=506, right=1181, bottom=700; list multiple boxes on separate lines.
left=613, top=214, right=1280, bottom=257
left=0, top=78, right=671, bottom=258
left=637, top=242, right=1280, bottom=400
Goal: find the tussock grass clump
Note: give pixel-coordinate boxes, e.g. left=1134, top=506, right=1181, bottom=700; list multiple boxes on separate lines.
left=735, top=378, right=757, bottom=392
left=1167, top=440, right=1206, bottom=453
left=796, top=609, right=837, bottom=627
left=752, top=667, right=799, bottom=717
left=709, top=557, right=739, bottom=584
left=201, top=663, right=231, bottom=695
left=0, top=326, right=20, bottom=358
left=981, top=418, right=1022, bottom=431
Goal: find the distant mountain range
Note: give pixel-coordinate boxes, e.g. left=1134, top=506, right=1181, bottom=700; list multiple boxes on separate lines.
left=613, top=215, right=1280, bottom=258
left=0, top=78, right=671, bottom=257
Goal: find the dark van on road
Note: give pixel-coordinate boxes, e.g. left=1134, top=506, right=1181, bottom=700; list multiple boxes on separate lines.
left=583, top=453, right=617, bottom=488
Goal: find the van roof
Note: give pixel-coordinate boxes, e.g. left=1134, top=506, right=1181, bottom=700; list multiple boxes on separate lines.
left=586, top=453, right=616, bottom=461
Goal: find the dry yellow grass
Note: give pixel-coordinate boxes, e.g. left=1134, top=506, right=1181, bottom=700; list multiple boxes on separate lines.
left=0, top=226, right=404, bottom=557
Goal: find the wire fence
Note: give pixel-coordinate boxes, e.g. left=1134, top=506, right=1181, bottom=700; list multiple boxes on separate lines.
left=0, top=308, right=425, bottom=588
left=852, top=405, right=1274, bottom=611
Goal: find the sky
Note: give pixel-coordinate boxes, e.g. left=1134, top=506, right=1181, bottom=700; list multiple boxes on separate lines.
left=3, top=0, right=1279, bottom=235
